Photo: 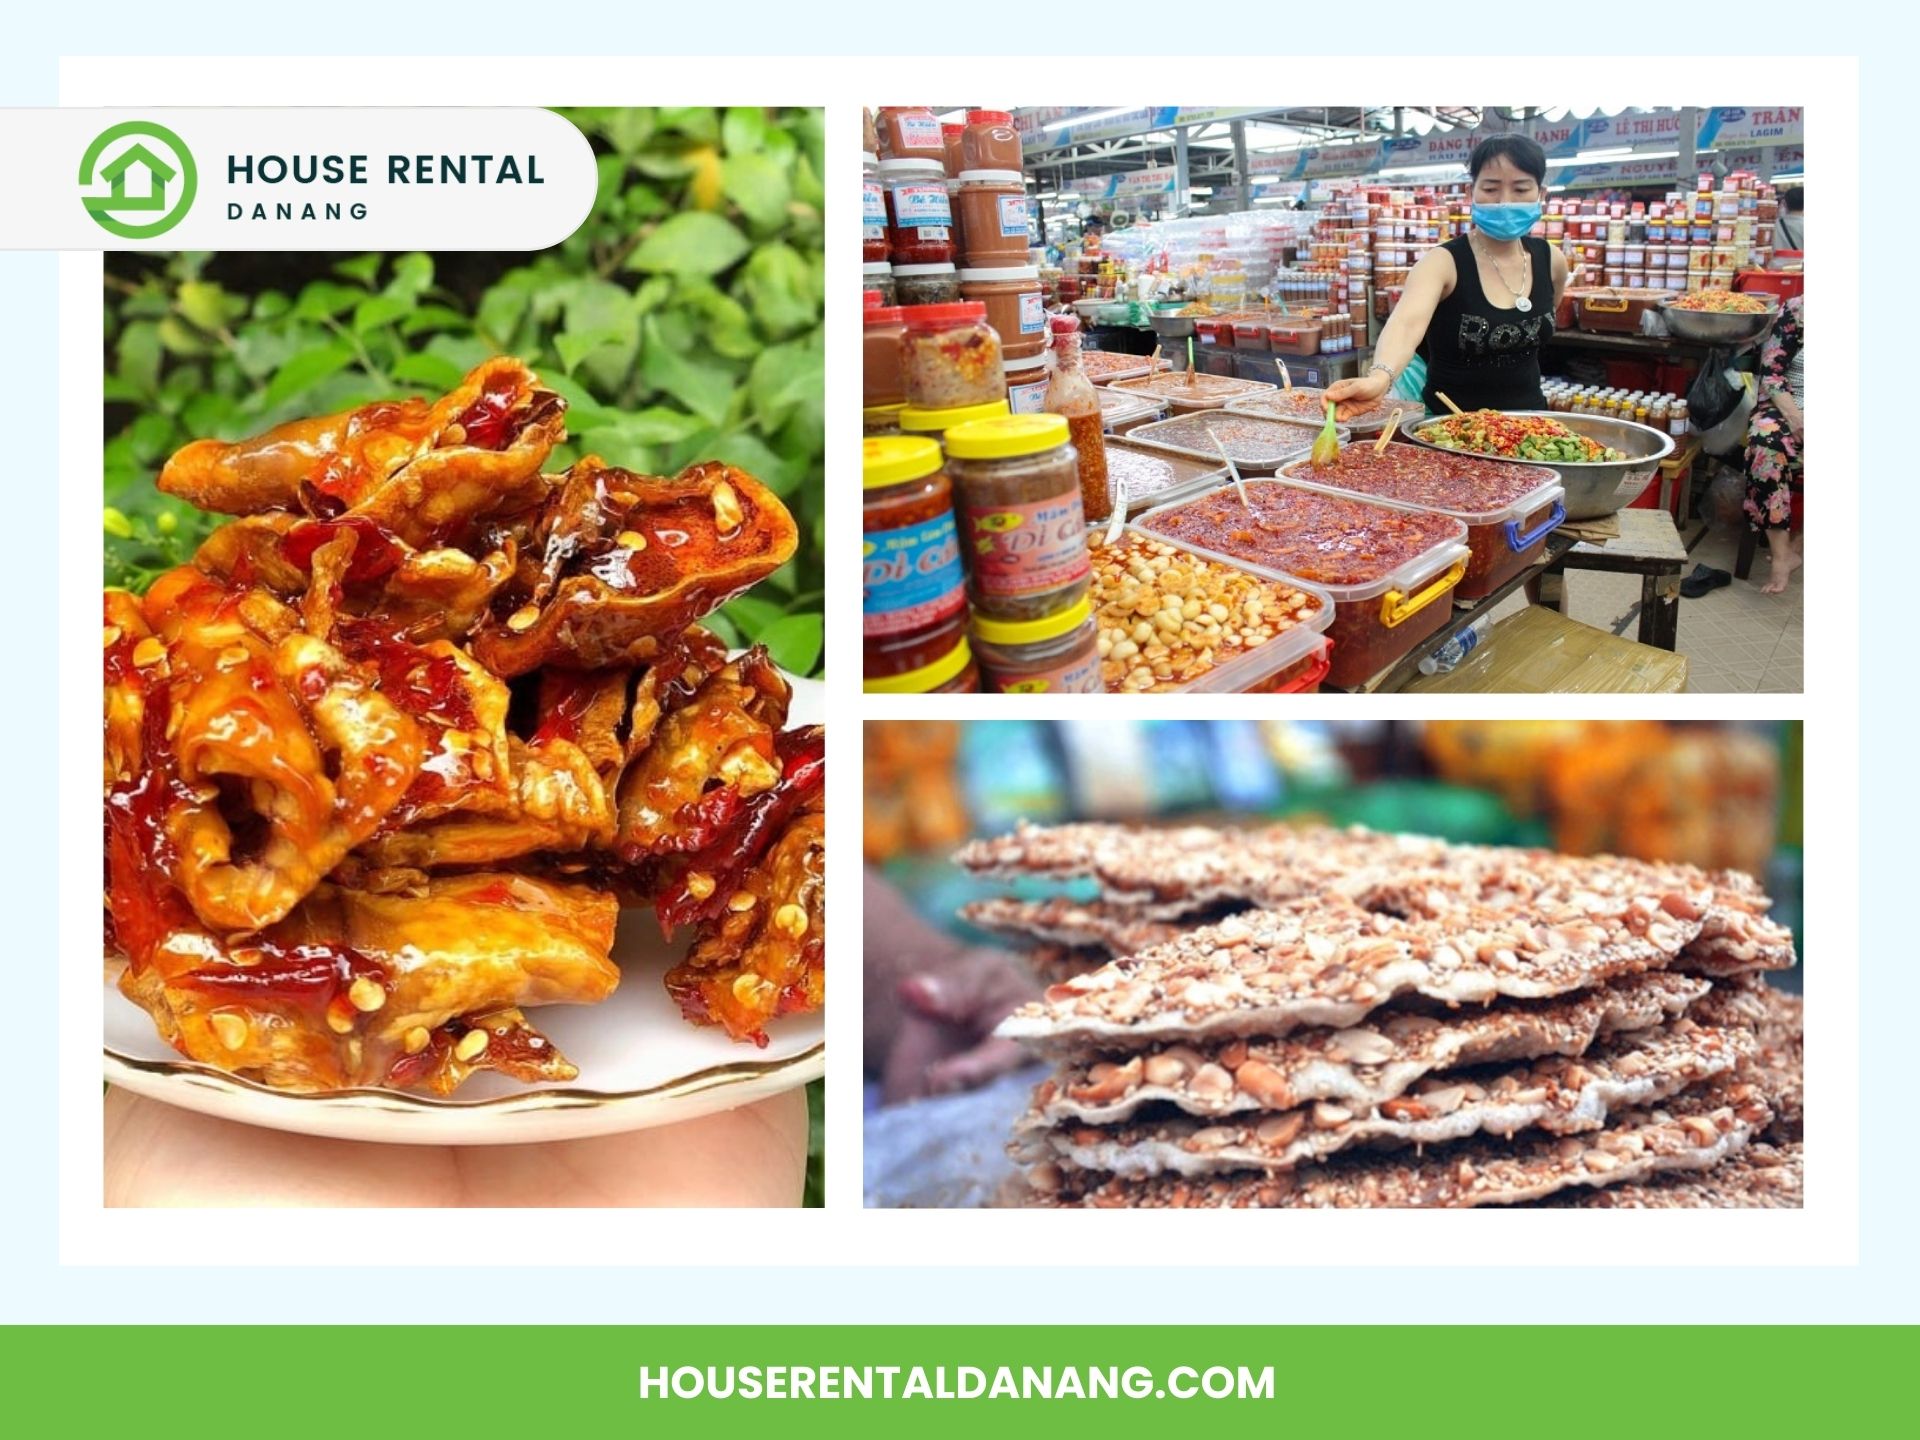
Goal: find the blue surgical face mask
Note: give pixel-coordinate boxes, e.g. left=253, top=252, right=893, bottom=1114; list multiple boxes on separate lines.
left=1472, top=201, right=1542, bottom=241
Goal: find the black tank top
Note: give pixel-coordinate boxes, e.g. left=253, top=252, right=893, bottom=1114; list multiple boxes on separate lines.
left=1420, top=234, right=1554, bottom=412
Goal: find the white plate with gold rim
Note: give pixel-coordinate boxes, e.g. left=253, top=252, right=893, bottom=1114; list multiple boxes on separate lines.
left=103, top=676, right=825, bottom=1147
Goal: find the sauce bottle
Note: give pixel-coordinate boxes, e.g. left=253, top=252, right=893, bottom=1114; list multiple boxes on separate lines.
left=1042, top=313, right=1111, bottom=524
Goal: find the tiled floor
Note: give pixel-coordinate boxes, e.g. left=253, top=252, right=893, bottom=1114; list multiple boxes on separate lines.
left=1485, top=519, right=1803, bottom=693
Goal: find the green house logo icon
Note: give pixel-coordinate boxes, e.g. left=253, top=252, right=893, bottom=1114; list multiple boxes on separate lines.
left=78, top=121, right=198, bottom=239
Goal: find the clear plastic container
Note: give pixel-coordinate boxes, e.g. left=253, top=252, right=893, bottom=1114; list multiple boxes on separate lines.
left=1108, top=372, right=1277, bottom=414
left=880, top=158, right=954, bottom=266
left=861, top=154, right=888, bottom=263
left=1079, top=350, right=1174, bottom=385
left=861, top=260, right=896, bottom=306
left=972, top=598, right=1103, bottom=694
left=1096, top=388, right=1167, bottom=434
left=1135, top=479, right=1468, bottom=690
left=893, top=263, right=960, bottom=307
left=900, top=302, right=1002, bottom=411
left=1279, top=443, right=1564, bottom=600
left=1127, top=411, right=1337, bottom=473
left=1102, top=437, right=1227, bottom=515
left=1091, top=529, right=1335, bottom=694
left=1225, top=388, right=1423, bottom=437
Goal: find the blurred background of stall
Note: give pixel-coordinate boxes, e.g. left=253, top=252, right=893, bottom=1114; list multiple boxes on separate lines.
left=863, top=718, right=1801, bottom=1206
left=866, top=717, right=1800, bottom=944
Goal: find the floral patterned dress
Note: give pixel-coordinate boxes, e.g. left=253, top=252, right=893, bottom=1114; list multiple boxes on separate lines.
left=1742, top=297, right=1804, bottom=532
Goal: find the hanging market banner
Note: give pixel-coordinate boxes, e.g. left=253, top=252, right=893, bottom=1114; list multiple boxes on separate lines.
left=1579, top=111, right=1690, bottom=147
left=1553, top=156, right=1684, bottom=190
left=1247, top=140, right=1384, bottom=180
left=1062, top=175, right=1117, bottom=199
left=1112, top=166, right=1178, bottom=195
left=1015, top=107, right=1273, bottom=151
left=1697, top=106, right=1804, bottom=147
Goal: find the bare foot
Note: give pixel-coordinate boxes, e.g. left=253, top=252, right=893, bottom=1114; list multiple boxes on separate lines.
left=1761, top=549, right=1802, bottom=594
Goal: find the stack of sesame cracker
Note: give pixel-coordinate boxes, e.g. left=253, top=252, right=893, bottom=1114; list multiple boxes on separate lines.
left=961, top=822, right=1802, bottom=1209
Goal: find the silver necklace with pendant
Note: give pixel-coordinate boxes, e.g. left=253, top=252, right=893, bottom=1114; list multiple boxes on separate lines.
left=1476, top=236, right=1532, bottom=312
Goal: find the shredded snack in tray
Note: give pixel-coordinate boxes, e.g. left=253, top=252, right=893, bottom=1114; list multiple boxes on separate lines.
left=1287, top=442, right=1557, bottom=510
left=105, top=359, right=826, bottom=1093
left=1669, top=289, right=1773, bottom=314
left=1080, top=351, right=1170, bottom=380
left=1087, top=533, right=1323, bottom=693
left=1104, top=448, right=1183, bottom=502
left=1243, top=387, right=1406, bottom=430
left=1414, top=410, right=1628, bottom=463
left=1139, top=480, right=1461, bottom=587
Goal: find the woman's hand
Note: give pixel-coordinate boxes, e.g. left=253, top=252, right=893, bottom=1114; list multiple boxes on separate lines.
left=1325, top=370, right=1392, bottom=413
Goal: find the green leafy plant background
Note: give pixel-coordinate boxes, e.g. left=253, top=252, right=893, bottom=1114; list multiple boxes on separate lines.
left=101, top=105, right=826, bottom=1205
left=103, top=105, right=825, bottom=679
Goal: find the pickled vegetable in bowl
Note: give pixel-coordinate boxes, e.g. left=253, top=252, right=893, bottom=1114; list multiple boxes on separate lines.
left=1414, top=410, right=1627, bottom=464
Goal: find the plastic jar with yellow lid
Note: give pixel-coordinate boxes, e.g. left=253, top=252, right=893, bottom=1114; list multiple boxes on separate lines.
left=899, top=398, right=1010, bottom=444
left=972, top=598, right=1102, bottom=694
left=944, top=412, right=1088, bottom=621
left=863, top=635, right=979, bottom=694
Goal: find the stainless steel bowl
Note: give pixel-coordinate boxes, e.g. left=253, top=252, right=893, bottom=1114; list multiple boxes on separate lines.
left=1399, top=410, right=1676, bottom=519
left=1657, top=295, right=1780, bottom=346
left=1149, top=311, right=1197, bottom=339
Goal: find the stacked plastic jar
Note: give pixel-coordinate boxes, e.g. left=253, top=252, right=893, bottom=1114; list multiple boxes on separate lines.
left=944, top=413, right=1090, bottom=622
left=863, top=436, right=973, bottom=693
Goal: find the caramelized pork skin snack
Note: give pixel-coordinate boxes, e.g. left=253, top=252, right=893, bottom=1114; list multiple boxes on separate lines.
left=114, top=567, right=426, bottom=934
left=114, top=873, right=619, bottom=1093
left=471, top=457, right=799, bottom=677
left=158, top=357, right=565, bottom=545
left=107, top=359, right=824, bottom=1091
left=667, top=790, right=825, bottom=1045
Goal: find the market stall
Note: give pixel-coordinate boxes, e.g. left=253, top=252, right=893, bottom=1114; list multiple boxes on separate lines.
left=861, top=105, right=1805, bottom=695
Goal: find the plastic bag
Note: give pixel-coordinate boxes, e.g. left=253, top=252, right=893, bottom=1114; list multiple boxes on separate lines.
left=1687, top=345, right=1750, bottom=431
left=1698, top=371, right=1756, bottom=458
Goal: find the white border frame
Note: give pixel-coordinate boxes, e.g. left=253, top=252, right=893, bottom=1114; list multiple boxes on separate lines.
left=61, top=55, right=1856, bottom=1277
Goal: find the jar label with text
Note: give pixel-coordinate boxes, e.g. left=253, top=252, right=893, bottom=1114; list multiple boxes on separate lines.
left=1007, top=376, right=1048, bottom=414
left=1017, top=291, right=1045, bottom=334
left=890, top=182, right=952, bottom=228
left=862, top=181, right=887, bottom=241
left=895, top=114, right=943, bottom=152
left=997, top=196, right=1030, bottom=238
left=961, top=494, right=1091, bottom=598
left=863, top=515, right=967, bottom=637
left=984, top=650, right=1103, bottom=694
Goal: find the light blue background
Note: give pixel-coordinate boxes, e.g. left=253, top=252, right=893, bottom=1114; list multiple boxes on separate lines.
left=7, top=8, right=1905, bottom=1324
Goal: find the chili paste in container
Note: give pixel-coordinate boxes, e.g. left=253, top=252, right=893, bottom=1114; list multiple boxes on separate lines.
left=1281, top=442, right=1564, bottom=600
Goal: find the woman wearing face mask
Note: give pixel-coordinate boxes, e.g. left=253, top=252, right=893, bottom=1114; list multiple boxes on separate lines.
left=1326, top=134, right=1566, bottom=418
